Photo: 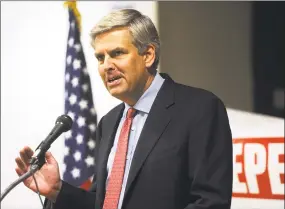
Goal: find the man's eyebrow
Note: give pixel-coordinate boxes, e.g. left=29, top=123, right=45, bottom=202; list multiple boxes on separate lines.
left=111, top=47, right=127, bottom=52
left=95, top=47, right=128, bottom=56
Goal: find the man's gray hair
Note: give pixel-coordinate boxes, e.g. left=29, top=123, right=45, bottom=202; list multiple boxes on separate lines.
left=90, top=9, right=160, bottom=70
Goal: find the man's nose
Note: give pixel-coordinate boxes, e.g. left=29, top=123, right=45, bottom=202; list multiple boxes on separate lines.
left=103, top=57, right=114, bottom=72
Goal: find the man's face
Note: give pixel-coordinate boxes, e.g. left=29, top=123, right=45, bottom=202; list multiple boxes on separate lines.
left=93, top=27, right=154, bottom=105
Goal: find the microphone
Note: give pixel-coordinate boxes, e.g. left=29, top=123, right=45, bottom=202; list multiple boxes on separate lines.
left=30, top=114, right=73, bottom=166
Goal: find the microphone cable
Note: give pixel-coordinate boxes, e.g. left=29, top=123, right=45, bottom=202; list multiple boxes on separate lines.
left=32, top=172, right=44, bottom=207
left=0, top=164, right=39, bottom=202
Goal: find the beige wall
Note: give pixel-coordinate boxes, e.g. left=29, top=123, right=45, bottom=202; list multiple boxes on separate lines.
left=158, top=2, right=253, bottom=111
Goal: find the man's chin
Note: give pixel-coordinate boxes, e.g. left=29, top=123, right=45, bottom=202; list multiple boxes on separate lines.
left=109, top=89, right=124, bottom=98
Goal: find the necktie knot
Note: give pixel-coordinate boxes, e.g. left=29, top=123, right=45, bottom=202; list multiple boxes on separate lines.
left=126, top=108, right=136, bottom=119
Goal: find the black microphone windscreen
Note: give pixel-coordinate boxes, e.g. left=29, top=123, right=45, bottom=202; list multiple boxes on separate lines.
left=55, top=115, right=73, bottom=132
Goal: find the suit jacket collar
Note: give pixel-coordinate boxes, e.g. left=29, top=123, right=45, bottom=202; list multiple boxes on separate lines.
left=155, top=73, right=175, bottom=108
left=123, top=73, right=175, bottom=201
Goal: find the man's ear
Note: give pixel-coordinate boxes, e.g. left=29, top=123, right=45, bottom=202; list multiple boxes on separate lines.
left=143, top=44, right=155, bottom=69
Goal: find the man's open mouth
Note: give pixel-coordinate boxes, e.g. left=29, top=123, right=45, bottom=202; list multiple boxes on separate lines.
left=108, top=75, right=122, bottom=83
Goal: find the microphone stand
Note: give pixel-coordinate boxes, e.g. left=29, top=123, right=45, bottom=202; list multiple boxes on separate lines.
left=0, top=155, right=45, bottom=202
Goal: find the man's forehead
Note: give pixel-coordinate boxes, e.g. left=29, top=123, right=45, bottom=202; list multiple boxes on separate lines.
left=93, top=28, right=133, bottom=52
left=95, top=28, right=131, bottom=42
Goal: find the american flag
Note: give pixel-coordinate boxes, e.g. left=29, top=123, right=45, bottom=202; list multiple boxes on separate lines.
left=63, top=2, right=97, bottom=189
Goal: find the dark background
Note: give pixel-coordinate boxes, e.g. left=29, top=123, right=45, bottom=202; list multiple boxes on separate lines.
left=252, top=2, right=285, bottom=118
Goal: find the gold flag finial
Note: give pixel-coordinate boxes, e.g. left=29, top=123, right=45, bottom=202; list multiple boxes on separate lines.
left=64, top=0, right=82, bottom=32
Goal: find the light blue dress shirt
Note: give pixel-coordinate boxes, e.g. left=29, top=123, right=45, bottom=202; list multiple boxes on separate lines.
left=105, top=72, right=165, bottom=209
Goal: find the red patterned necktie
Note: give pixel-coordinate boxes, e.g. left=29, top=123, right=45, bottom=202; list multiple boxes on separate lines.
left=103, top=108, right=136, bottom=209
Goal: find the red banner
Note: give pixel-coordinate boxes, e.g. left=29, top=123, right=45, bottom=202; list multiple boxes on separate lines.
left=232, top=137, right=284, bottom=200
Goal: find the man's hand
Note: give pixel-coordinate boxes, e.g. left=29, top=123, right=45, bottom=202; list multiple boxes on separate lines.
left=15, top=146, right=62, bottom=202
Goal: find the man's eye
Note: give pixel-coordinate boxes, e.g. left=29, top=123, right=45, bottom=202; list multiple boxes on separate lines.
left=114, top=50, right=123, bottom=56
left=97, top=56, right=104, bottom=62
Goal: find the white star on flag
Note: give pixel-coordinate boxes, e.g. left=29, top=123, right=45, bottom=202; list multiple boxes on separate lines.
left=73, top=151, right=82, bottom=162
left=82, top=84, right=89, bottom=92
left=85, top=156, right=95, bottom=167
left=70, top=20, right=75, bottom=30
left=69, top=94, right=77, bottom=105
left=67, top=55, right=72, bottom=65
left=79, top=99, right=88, bottom=110
left=67, top=111, right=75, bottom=121
left=77, top=116, right=86, bottom=127
left=76, top=134, right=84, bottom=144
left=68, top=38, right=74, bottom=47
left=73, top=59, right=81, bottom=70
left=82, top=67, right=88, bottom=75
left=90, top=108, right=96, bottom=116
left=65, top=130, right=72, bottom=140
left=74, top=44, right=81, bottom=52
left=64, top=147, right=70, bottom=156
left=87, top=139, right=96, bottom=150
left=88, top=124, right=96, bottom=132
left=65, top=73, right=70, bottom=82
left=71, top=77, right=79, bottom=88
left=71, top=167, right=81, bottom=179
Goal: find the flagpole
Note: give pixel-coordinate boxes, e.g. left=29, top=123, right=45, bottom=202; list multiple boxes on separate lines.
left=64, top=0, right=82, bottom=32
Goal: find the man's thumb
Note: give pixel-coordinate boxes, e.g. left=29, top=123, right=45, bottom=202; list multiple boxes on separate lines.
left=45, top=151, right=57, bottom=164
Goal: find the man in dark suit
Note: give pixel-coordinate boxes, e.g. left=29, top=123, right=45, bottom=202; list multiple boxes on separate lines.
left=15, top=8, right=233, bottom=209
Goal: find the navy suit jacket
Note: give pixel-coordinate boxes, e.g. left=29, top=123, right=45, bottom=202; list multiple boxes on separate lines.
left=45, top=73, right=233, bottom=209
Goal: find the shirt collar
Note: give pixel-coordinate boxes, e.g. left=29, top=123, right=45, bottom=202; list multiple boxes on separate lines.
left=123, top=72, right=165, bottom=116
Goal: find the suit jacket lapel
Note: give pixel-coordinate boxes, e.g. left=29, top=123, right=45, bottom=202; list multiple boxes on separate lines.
left=96, top=103, right=125, bottom=208
left=124, top=75, right=175, bottom=197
